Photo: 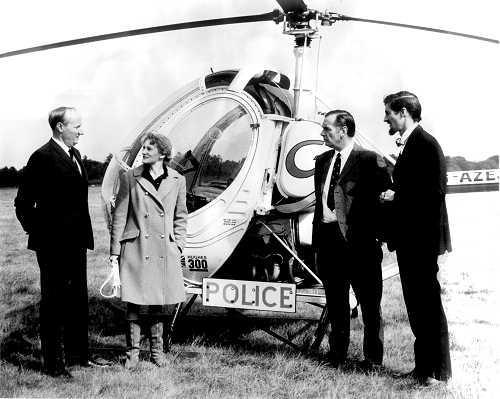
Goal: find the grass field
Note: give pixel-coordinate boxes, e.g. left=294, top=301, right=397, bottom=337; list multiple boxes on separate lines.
left=0, top=186, right=498, bottom=398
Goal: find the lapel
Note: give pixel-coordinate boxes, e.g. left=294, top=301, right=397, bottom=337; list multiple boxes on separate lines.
left=393, top=125, right=422, bottom=181
left=401, top=124, right=423, bottom=158
left=71, top=147, right=88, bottom=181
left=320, top=150, right=335, bottom=194
left=133, top=165, right=175, bottom=208
left=338, top=143, right=361, bottom=184
left=49, top=139, right=83, bottom=178
left=157, top=171, right=176, bottom=201
left=133, top=165, right=157, bottom=197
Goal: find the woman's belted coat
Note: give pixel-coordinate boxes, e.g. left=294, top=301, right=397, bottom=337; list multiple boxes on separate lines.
left=110, top=164, right=187, bottom=305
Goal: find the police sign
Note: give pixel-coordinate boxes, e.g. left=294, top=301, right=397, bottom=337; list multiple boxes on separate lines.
left=202, top=278, right=296, bottom=313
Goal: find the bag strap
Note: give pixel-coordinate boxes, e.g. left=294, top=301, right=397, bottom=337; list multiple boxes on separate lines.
left=100, top=268, right=118, bottom=298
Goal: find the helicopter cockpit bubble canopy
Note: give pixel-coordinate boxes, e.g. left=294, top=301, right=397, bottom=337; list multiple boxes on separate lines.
left=101, top=65, right=295, bottom=284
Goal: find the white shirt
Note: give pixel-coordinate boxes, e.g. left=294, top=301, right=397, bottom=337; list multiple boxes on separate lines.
left=52, top=137, right=81, bottom=174
left=321, top=141, right=354, bottom=223
left=398, top=122, right=419, bottom=154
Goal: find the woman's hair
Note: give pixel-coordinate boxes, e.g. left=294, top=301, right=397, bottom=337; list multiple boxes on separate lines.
left=141, top=132, right=173, bottom=163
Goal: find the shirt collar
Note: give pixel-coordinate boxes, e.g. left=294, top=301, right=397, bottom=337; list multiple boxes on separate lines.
left=399, top=122, right=419, bottom=146
left=337, top=140, right=354, bottom=159
left=142, top=163, right=169, bottom=180
left=51, top=137, right=72, bottom=155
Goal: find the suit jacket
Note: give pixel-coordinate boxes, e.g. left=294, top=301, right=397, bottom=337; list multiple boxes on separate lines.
left=110, top=164, right=188, bottom=305
left=15, top=139, right=94, bottom=252
left=387, top=125, right=452, bottom=255
left=312, top=143, right=392, bottom=248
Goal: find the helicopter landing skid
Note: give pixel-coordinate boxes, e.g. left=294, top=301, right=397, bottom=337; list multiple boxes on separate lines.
left=166, top=286, right=330, bottom=356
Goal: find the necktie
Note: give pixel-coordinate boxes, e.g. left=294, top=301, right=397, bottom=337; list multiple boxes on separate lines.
left=69, top=148, right=81, bottom=174
left=326, top=153, right=341, bottom=210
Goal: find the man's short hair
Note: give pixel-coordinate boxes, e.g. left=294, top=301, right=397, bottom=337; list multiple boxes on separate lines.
left=48, top=107, right=77, bottom=130
left=325, top=110, right=356, bottom=137
left=383, top=91, right=422, bottom=122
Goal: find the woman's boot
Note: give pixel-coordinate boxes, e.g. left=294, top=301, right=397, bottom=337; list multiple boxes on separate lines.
left=124, top=321, right=141, bottom=370
left=149, top=319, right=167, bottom=367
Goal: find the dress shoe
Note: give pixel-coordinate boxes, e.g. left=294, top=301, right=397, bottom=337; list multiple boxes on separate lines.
left=68, top=358, right=111, bottom=369
left=393, top=369, right=419, bottom=380
left=81, top=359, right=112, bottom=368
left=323, top=355, right=347, bottom=369
left=418, top=377, right=446, bottom=389
left=355, top=359, right=383, bottom=374
left=45, top=368, right=73, bottom=380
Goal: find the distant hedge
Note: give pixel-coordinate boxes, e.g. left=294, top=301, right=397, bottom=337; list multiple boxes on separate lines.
left=0, top=154, right=497, bottom=188
left=0, top=153, right=112, bottom=188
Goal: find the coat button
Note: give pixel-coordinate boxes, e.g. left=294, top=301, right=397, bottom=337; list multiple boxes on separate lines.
left=160, top=235, right=165, bottom=239
left=160, top=213, right=164, bottom=217
left=145, top=235, right=149, bottom=239
left=145, top=256, right=149, bottom=260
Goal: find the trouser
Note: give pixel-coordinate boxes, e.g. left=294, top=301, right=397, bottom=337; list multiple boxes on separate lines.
left=397, top=246, right=452, bottom=381
left=36, top=249, right=89, bottom=371
left=316, top=222, right=384, bottom=365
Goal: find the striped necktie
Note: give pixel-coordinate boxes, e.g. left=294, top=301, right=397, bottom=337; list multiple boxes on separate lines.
left=69, top=148, right=81, bottom=174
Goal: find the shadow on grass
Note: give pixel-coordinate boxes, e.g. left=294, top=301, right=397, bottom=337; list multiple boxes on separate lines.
left=1, top=292, right=326, bottom=373
left=0, top=294, right=129, bottom=371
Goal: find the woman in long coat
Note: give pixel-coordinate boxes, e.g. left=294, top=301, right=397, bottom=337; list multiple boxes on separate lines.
left=110, top=132, right=187, bottom=369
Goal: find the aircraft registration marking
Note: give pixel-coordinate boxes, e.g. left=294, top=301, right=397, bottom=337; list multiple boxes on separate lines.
left=202, top=278, right=296, bottom=313
left=447, top=169, right=498, bottom=185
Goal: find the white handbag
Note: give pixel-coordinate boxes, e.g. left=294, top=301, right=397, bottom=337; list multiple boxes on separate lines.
left=100, top=259, right=121, bottom=298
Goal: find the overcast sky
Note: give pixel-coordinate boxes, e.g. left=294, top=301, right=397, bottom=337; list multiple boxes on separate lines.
left=0, top=0, right=498, bottom=169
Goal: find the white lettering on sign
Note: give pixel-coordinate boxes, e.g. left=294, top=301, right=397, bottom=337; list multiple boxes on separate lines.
left=202, top=278, right=296, bottom=313
left=447, top=169, right=499, bottom=186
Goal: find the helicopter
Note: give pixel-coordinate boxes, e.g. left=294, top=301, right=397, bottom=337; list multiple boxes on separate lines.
left=1, top=0, right=498, bottom=351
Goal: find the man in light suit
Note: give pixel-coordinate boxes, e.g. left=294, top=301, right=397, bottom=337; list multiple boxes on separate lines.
left=15, top=107, right=95, bottom=379
left=313, top=110, right=391, bottom=370
left=380, top=91, right=452, bottom=388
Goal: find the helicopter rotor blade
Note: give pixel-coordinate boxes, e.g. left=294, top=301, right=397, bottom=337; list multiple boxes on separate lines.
left=0, top=11, right=280, bottom=59
left=275, top=0, right=308, bottom=14
left=332, top=14, right=498, bottom=44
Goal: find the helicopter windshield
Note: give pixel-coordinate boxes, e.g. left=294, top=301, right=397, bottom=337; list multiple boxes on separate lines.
left=168, top=99, right=252, bottom=213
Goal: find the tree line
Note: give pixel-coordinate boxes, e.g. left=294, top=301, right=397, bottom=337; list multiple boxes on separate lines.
left=0, top=153, right=113, bottom=188
left=0, top=154, right=498, bottom=189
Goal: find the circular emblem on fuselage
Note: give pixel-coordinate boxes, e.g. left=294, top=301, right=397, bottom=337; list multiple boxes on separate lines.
left=285, top=139, right=324, bottom=178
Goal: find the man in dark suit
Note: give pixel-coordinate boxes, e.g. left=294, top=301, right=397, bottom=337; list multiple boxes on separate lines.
left=380, top=91, right=452, bottom=388
left=313, top=110, right=391, bottom=370
left=15, top=107, right=95, bottom=379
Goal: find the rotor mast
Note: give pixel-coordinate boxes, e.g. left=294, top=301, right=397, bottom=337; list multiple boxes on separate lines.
left=282, top=10, right=320, bottom=120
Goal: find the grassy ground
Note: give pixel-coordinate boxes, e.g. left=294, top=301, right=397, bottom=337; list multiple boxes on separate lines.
left=0, top=186, right=498, bottom=398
